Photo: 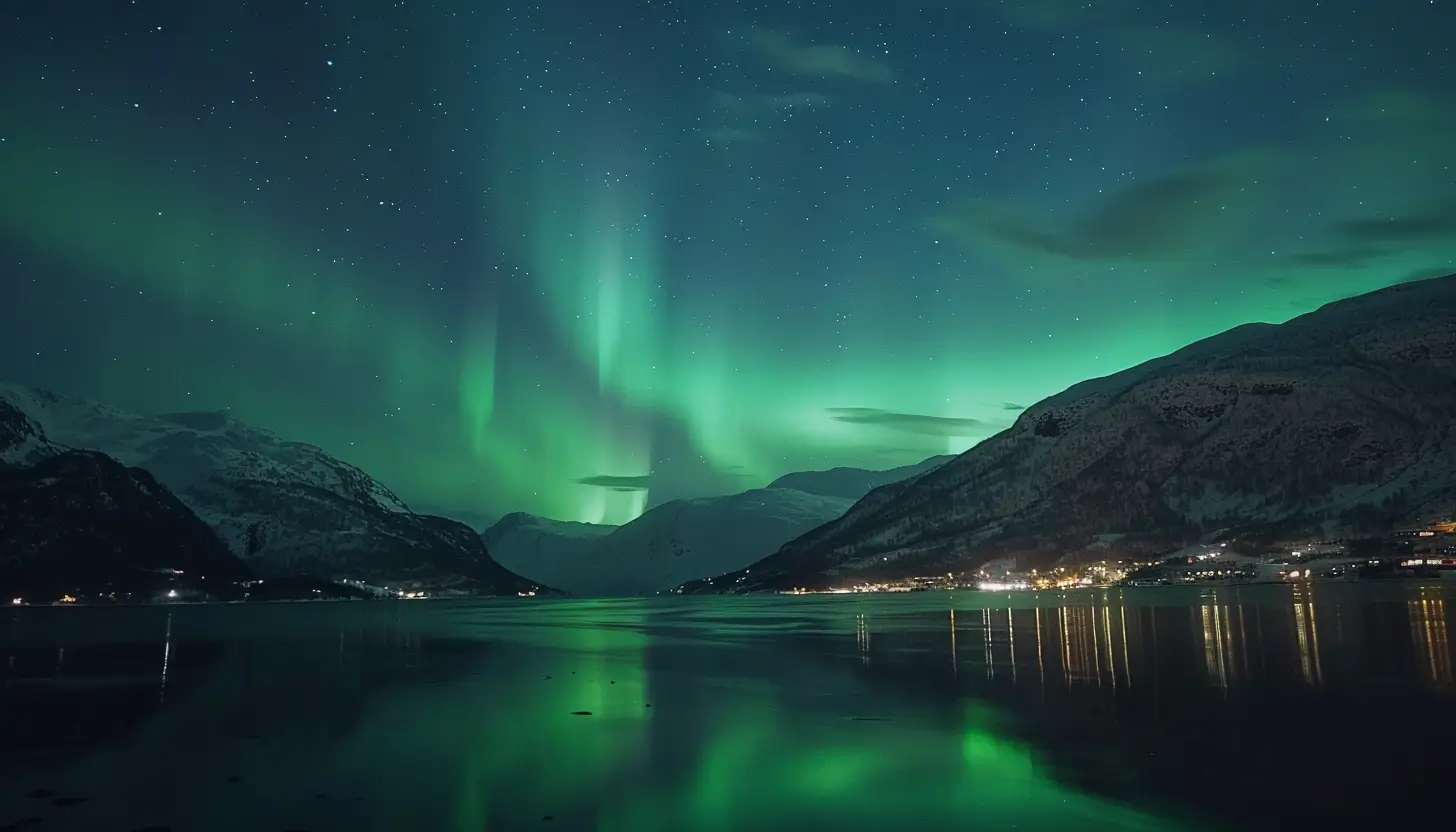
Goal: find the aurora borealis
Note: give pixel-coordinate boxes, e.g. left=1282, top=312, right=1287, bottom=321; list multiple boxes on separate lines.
left=1, top=1, right=1453, bottom=527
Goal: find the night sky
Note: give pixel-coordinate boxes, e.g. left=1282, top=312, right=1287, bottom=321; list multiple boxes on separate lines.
left=1, top=1, right=1453, bottom=528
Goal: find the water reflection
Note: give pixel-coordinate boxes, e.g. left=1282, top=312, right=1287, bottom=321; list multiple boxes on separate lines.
left=860, top=585, right=1456, bottom=696
left=843, top=584, right=1456, bottom=830
left=1410, top=595, right=1450, bottom=687
left=1291, top=584, right=1322, bottom=685
left=0, top=584, right=1451, bottom=830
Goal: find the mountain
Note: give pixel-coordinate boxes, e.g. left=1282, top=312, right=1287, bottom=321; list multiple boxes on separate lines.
left=767, top=455, right=955, bottom=499
left=684, top=273, right=1456, bottom=592
left=481, top=511, right=617, bottom=559
left=481, top=513, right=617, bottom=592
left=1, top=400, right=250, bottom=594
left=484, top=487, right=855, bottom=596
left=0, top=384, right=541, bottom=594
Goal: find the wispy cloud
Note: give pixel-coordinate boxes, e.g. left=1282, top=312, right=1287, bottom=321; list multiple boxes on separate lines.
left=1001, top=402, right=1027, bottom=411
left=748, top=30, right=894, bottom=84
left=1332, top=200, right=1456, bottom=244
left=574, top=474, right=652, bottom=491
left=936, top=156, right=1262, bottom=262
left=827, top=407, right=986, bottom=437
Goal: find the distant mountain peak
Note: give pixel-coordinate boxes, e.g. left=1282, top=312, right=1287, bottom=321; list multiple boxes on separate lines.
left=484, top=457, right=947, bottom=595
left=767, top=455, right=955, bottom=499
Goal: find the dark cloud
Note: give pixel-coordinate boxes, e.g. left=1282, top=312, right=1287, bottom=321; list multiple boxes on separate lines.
left=827, top=407, right=986, bottom=437
left=938, top=161, right=1255, bottom=262
left=1286, top=246, right=1394, bottom=269
left=748, top=30, right=894, bottom=84
left=1001, top=402, right=1027, bottom=411
left=1333, top=201, right=1456, bottom=243
left=574, top=474, right=652, bottom=491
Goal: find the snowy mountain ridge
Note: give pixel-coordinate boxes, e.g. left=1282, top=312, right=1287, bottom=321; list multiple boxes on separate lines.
left=1, top=397, right=253, bottom=591
left=1, top=384, right=414, bottom=531
left=684, top=273, right=1456, bottom=592
left=767, top=455, right=955, bottom=499
left=0, top=383, right=539, bottom=591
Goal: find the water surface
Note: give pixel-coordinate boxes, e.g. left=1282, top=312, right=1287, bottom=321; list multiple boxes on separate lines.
left=2, top=583, right=1451, bottom=830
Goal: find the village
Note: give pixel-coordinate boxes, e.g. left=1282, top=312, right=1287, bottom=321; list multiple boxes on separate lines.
left=782, top=521, right=1456, bottom=595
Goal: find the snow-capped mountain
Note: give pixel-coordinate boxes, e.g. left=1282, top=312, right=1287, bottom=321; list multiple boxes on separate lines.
left=484, top=487, right=855, bottom=595
left=685, top=273, right=1456, bottom=592
left=480, top=513, right=617, bottom=592
left=1, top=399, right=250, bottom=591
left=767, top=455, right=955, bottom=499
left=0, top=384, right=541, bottom=593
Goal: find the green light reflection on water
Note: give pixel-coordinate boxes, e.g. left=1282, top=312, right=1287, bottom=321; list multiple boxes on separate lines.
left=325, top=601, right=1187, bottom=832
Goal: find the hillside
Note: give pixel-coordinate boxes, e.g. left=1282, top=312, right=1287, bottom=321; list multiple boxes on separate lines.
left=0, top=384, right=541, bottom=593
left=684, top=273, right=1456, bottom=592
left=0, top=400, right=250, bottom=595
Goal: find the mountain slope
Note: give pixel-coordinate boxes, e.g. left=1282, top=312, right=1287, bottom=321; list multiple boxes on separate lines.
left=767, top=455, right=955, bottom=499
left=688, top=273, right=1456, bottom=592
left=485, top=488, right=854, bottom=595
left=0, top=384, right=540, bottom=593
left=1, top=400, right=250, bottom=593
left=481, top=513, right=617, bottom=594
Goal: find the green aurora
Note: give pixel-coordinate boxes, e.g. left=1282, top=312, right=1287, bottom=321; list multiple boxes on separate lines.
left=1, top=1, right=1452, bottom=525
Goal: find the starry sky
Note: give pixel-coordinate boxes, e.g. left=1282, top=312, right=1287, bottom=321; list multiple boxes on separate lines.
left=1, top=0, right=1453, bottom=529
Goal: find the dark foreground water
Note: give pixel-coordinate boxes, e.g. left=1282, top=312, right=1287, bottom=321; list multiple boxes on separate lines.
left=1, top=583, right=1452, bottom=831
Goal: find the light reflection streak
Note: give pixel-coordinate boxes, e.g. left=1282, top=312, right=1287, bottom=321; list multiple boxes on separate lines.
left=1035, top=608, right=1045, bottom=688
left=1410, top=596, right=1452, bottom=687
left=851, top=587, right=1456, bottom=695
left=1292, top=585, right=1323, bottom=686
left=160, top=613, right=172, bottom=705
left=855, top=613, right=871, bottom=667
left=949, top=609, right=958, bottom=677
left=1120, top=605, right=1132, bottom=689
left=1007, top=609, right=1017, bottom=685
left=983, top=608, right=994, bottom=680
left=1200, top=604, right=1228, bottom=689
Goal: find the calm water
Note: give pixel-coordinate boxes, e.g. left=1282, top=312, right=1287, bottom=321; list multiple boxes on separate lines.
left=1, top=583, right=1452, bottom=831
